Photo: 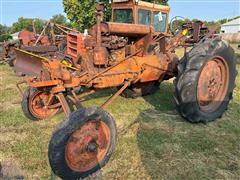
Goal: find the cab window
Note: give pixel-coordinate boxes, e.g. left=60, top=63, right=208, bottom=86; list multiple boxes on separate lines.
left=113, top=9, right=134, bottom=24
left=138, top=9, right=151, bottom=25
left=153, top=12, right=167, bottom=32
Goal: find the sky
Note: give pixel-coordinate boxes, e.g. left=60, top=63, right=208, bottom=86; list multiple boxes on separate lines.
left=0, top=0, right=239, bottom=26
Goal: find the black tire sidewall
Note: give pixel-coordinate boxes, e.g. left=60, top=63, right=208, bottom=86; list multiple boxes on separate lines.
left=194, top=41, right=236, bottom=120
left=21, top=87, right=40, bottom=121
left=175, top=39, right=237, bottom=122
left=21, top=87, right=60, bottom=121
left=48, top=107, right=117, bottom=180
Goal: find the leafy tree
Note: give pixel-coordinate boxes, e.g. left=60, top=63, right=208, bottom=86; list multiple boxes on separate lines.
left=11, top=17, right=45, bottom=34
left=63, top=0, right=111, bottom=32
left=63, top=0, right=168, bottom=32
left=0, top=24, right=11, bottom=42
left=145, top=0, right=168, bottom=5
left=0, top=24, right=10, bottom=35
left=204, top=16, right=240, bottom=33
left=0, top=34, right=12, bottom=42
left=51, top=14, right=69, bottom=26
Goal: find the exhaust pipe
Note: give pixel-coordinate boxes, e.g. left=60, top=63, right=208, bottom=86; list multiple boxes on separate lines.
left=93, top=3, right=108, bottom=66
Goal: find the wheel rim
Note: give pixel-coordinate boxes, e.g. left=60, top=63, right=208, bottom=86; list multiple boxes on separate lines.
left=197, top=56, right=229, bottom=112
left=65, top=120, right=111, bottom=172
left=29, top=91, right=59, bottom=119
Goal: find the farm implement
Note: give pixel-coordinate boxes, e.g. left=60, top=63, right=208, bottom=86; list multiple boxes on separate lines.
left=13, top=1, right=237, bottom=179
left=0, top=22, right=77, bottom=67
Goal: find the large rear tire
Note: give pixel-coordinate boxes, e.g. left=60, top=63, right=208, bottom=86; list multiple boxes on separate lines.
left=48, top=107, right=117, bottom=180
left=174, top=38, right=237, bottom=123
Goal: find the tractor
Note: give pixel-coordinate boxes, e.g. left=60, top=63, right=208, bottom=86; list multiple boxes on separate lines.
left=1, top=23, right=75, bottom=67
left=13, top=0, right=237, bottom=179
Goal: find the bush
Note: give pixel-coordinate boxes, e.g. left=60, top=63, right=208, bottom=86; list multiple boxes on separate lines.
left=0, top=34, right=12, bottom=42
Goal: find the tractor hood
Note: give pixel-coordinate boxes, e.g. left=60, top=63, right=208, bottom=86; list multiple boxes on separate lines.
left=89, top=22, right=154, bottom=37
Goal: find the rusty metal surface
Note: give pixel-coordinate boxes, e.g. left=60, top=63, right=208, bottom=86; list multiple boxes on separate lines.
left=16, top=80, right=26, bottom=97
left=102, top=80, right=132, bottom=109
left=13, top=2, right=213, bottom=121
left=197, top=56, right=229, bottom=113
left=111, top=0, right=170, bottom=31
left=89, top=22, right=155, bottom=37
left=56, top=92, right=71, bottom=116
left=28, top=90, right=60, bottom=119
left=21, top=45, right=58, bottom=53
left=65, top=120, right=110, bottom=172
left=1, top=23, right=70, bottom=62
left=14, top=49, right=45, bottom=76
left=10, top=3, right=222, bottom=179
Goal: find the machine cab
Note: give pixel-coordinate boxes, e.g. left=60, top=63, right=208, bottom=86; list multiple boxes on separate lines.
left=111, top=0, right=170, bottom=33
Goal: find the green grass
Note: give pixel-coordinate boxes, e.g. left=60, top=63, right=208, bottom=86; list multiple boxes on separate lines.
left=231, top=43, right=240, bottom=63
left=0, top=52, right=240, bottom=179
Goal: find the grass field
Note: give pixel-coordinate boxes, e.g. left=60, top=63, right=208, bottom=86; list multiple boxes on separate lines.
left=0, top=48, right=239, bottom=179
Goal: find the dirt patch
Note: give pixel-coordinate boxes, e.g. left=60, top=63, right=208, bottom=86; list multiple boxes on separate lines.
left=0, top=160, right=25, bottom=179
left=0, top=101, right=20, bottom=111
left=0, top=131, right=28, bottom=144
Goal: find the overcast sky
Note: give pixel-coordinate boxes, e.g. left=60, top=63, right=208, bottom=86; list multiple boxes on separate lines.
left=0, top=0, right=239, bottom=27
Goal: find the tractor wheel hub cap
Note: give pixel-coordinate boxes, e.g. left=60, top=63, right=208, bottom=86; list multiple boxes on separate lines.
left=65, top=120, right=110, bottom=172
left=197, top=57, right=229, bottom=112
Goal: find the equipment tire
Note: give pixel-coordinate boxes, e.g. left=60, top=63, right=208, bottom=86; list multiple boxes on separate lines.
left=48, top=107, right=117, bottom=180
left=174, top=38, right=237, bottom=123
left=21, top=87, right=60, bottom=121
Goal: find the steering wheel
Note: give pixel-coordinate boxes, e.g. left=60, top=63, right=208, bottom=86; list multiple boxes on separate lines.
left=169, top=16, right=187, bottom=35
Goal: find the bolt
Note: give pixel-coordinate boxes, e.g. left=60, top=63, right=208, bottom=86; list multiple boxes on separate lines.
left=86, top=141, right=98, bottom=153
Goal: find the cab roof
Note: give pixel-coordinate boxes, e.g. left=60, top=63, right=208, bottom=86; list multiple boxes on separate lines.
left=112, top=0, right=170, bottom=12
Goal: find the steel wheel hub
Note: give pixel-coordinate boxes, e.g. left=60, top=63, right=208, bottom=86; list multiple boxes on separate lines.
left=197, top=57, right=229, bottom=112
left=65, top=120, right=110, bottom=172
left=29, top=91, right=59, bottom=119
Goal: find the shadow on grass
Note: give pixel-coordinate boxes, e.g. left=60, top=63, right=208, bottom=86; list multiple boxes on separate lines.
left=133, top=82, right=182, bottom=178
left=82, top=88, right=115, bottom=101
left=143, top=81, right=176, bottom=111
left=134, top=80, right=240, bottom=179
left=133, top=82, right=188, bottom=179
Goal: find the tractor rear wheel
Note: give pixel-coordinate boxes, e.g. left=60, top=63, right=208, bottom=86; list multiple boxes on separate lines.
left=120, top=81, right=160, bottom=98
left=21, top=87, right=60, bottom=121
left=48, top=107, right=117, bottom=180
left=174, top=38, right=237, bottom=123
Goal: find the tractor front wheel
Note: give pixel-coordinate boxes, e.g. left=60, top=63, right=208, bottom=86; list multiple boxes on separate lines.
left=21, top=87, right=60, bottom=121
left=174, top=38, right=237, bottom=123
left=48, top=107, right=117, bottom=180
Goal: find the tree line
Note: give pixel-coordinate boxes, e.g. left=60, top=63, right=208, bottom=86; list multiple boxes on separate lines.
left=1, top=0, right=239, bottom=42
left=0, top=14, right=71, bottom=42
left=0, top=0, right=169, bottom=39
left=204, top=16, right=240, bottom=32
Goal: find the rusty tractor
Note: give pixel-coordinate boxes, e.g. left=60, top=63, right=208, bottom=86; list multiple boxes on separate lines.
left=1, top=23, right=76, bottom=67
left=13, top=1, right=237, bottom=179
left=0, top=30, right=50, bottom=65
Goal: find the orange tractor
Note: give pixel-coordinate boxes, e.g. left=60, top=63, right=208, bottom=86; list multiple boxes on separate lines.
left=13, top=1, right=237, bottom=179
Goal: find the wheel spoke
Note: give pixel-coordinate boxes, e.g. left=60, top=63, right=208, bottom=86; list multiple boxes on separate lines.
left=29, top=90, right=59, bottom=119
